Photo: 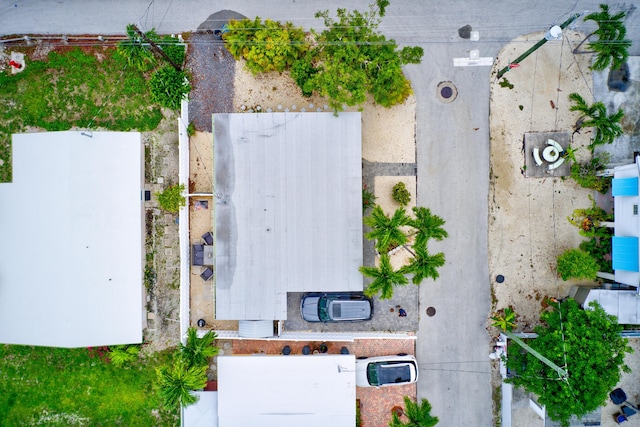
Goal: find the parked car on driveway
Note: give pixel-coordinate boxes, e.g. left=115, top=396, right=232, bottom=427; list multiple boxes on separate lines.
left=300, top=292, right=373, bottom=322
left=355, top=354, right=418, bottom=387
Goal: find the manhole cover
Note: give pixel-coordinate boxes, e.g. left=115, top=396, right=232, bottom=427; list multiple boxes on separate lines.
left=426, top=307, right=436, bottom=317
left=496, top=275, right=505, bottom=283
left=437, top=81, right=457, bottom=103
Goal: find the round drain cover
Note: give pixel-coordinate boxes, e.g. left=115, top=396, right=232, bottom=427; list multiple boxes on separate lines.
left=426, top=307, right=436, bottom=317
left=496, top=275, right=505, bottom=283
left=437, top=81, right=457, bottom=103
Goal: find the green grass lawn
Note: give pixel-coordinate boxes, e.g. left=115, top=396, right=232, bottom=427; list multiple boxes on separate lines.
left=0, top=46, right=163, bottom=182
left=0, top=345, right=178, bottom=426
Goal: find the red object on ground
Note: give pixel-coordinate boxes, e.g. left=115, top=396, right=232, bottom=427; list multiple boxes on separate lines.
left=508, top=63, right=520, bottom=69
left=9, top=60, right=22, bottom=69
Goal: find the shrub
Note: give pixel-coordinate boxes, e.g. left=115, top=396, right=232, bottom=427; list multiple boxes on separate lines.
left=362, top=184, right=376, bottom=213
left=156, top=184, right=186, bottom=212
left=570, top=153, right=612, bottom=193
left=108, top=344, right=140, bottom=367
left=392, top=181, right=411, bottom=206
left=556, top=248, right=599, bottom=281
left=149, top=66, right=190, bottom=110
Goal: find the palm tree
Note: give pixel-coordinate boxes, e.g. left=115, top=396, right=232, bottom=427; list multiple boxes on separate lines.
left=155, top=357, right=207, bottom=410
left=179, top=327, right=219, bottom=368
left=117, top=24, right=157, bottom=71
left=569, top=92, right=624, bottom=151
left=360, top=254, right=408, bottom=300
left=389, top=396, right=439, bottom=427
left=409, top=207, right=448, bottom=250
left=400, top=244, right=445, bottom=285
left=364, top=205, right=411, bottom=253
left=573, top=4, right=631, bottom=71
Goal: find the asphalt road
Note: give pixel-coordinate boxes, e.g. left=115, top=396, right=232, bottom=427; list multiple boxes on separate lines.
left=3, top=1, right=640, bottom=425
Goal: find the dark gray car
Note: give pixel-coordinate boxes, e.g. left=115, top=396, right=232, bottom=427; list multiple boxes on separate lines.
left=300, top=292, right=373, bottom=322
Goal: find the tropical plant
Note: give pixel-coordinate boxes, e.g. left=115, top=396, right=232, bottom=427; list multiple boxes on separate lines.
left=362, top=184, right=377, bottom=213
left=117, top=24, right=157, bottom=71
left=300, top=0, right=423, bottom=111
left=506, top=299, right=632, bottom=426
left=223, top=18, right=308, bottom=74
left=155, top=357, right=207, bottom=410
left=364, top=205, right=411, bottom=253
left=360, top=254, right=408, bottom=300
left=567, top=196, right=612, bottom=237
left=389, top=396, right=439, bottom=427
left=179, top=328, right=219, bottom=368
left=579, top=233, right=613, bottom=274
left=392, top=181, right=411, bottom=206
left=491, top=307, right=516, bottom=332
left=556, top=248, right=599, bottom=281
left=569, top=154, right=612, bottom=193
left=569, top=93, right=624, bottom=151
left=573, top=4, right=631, bottom=71
left=149, top=66, right=190, bottom=110
left=156, top=183, right=186, bottom=212
left=400, top=244, right=445, bottom=285
left=409, top=207, right=448, bottom=250
left=108, top=344, right=140, bottom=367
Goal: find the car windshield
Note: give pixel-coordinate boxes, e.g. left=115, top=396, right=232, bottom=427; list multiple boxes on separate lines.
left=318, top=296, right=332, bottom=322
left=367, top=362, right=412, bottom=386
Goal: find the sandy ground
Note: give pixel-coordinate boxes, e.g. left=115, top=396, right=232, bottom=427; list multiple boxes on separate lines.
left=489, top=30, right=595, bottom=330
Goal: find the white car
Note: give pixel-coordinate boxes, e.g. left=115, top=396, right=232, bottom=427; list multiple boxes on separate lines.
left=355, top=354, right=418, bottom=388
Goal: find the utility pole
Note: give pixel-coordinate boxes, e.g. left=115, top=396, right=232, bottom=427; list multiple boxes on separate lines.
left=130, top=24, right=182, bottom=71
left=496, top=13, right=581, bottom=79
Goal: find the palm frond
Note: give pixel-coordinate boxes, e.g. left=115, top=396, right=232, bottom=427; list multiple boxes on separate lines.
left=360, top=254, right=408, bottom=300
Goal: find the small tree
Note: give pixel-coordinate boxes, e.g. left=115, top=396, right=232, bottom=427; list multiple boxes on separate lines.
left=179, top=328, right=219, bottom=368
left=360, top=254, right=408, bottom=300
left=556, top=248, right=599, bottom=281
left=156, top=183, right=186, bottom=213
left=569, top=93, right=623, bottom=151
left=400, top=244, right=445, bottom=285
left=117, top=24, right=157, bottom=71
left=491, top=307, right=516, bottom=331
left=364, top=205, right=411, bottom=253
left=573, top=4, right=631, bottom=71
left=223, top=18, right=308, bottom=74
left=389, top=396, right=439, bottom=427
left=150, top=66, right=190, bottom=110
left=155, top=357, right=207, bottom=410
left=409, top=207, right=448, bottom=250
left=506, top=299, right=632, bottom=426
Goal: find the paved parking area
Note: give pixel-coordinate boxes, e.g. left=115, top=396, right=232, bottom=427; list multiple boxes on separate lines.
left=223, top=337, right=417, bottom=427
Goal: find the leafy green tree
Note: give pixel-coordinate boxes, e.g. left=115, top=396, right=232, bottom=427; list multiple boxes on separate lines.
left=569, top=92, right=623, bottom=151
left=389, top=396, right=439, bottom=427
left=108, top=344, right=140, bottom=367
left=302, top=0, right=423, bottom=111
left=179, top=328, right=219, bottom=368
left=156, top=183, right=186, bottom=212
left=360, top=254, right=408, bottom=300
left=506, top=299, right=632, bottom=426
left=400, top=244, right=445, bottom=285
left=556, top=248, right=599, bottom=281
left=223, top=18, right=308, bottom=74
left=117, top=24, right=157, bottom=71
left=364, top=205, right=411, bottom=253
left=149, top=66, right=190, bottom=110
left=155, top=357, right=207, bottom=410
left=409, top=207, right=448, bottom=250
left=573, top=4, right=631, bottom=71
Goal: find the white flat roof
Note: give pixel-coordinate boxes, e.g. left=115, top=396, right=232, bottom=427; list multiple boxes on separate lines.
left=614, top=163, right=640, bottom=285
left=217, top=355, right=356, bottom=427
left=213, top=113, right=363, bottom=320
left=0, top=131, right=144, bottom=348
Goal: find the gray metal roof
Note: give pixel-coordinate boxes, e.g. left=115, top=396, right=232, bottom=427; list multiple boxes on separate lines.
left=0, top=131, right=143, bottom=347
left=213, top=113, right=363, bottom=320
